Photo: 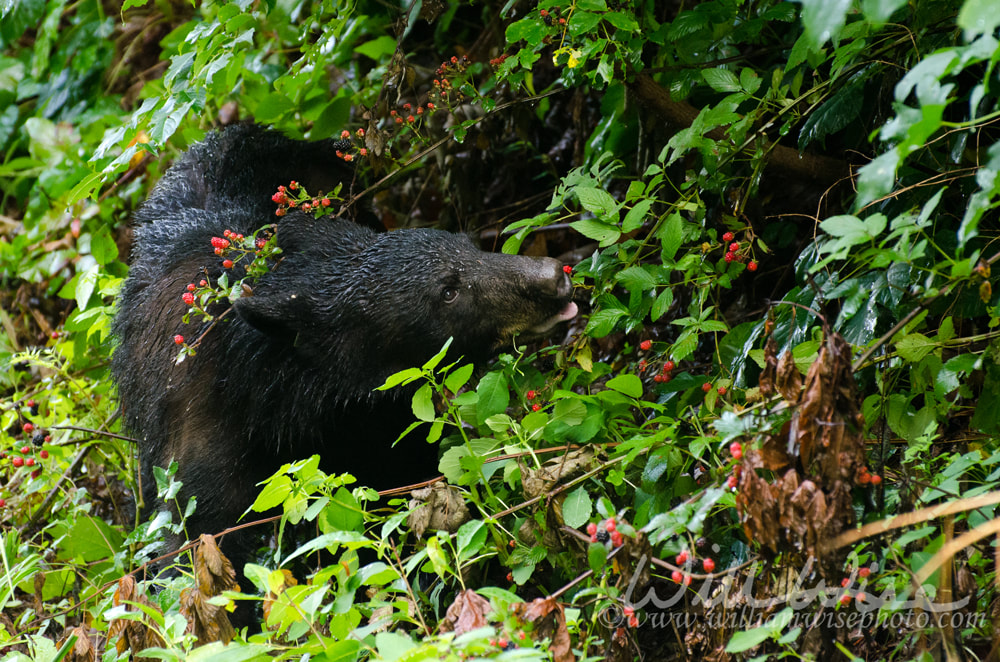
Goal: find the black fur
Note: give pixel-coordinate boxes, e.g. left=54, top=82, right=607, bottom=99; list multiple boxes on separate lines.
left=112, top=125, right=575, bottom=583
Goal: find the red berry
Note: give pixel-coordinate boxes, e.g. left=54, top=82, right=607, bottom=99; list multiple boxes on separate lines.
left=729, top=242, right=740, bottom=252
left=676, top=550, right=689, bottom=565
left=623, top=606, right=634, bottom=617
left=671, top=570, right=683, bottom=583
left=0, top=499, right=5, bottom=507
left=20, top=446, right=29, bottom=454
left=726, top=475, right=737, bottom=489
left=717, top=386, right=727, bottom=395
left=841, top=577, right=850, bottom=587
left=531, top=404, right=541, bottom=412
left=724, top=251, right=735, bottom=263
left=289, top=181, right=298, bottom=190
left=25, top=458, right=34, bottom=467
left=586, top=522, right=597, bottom=536
left=858, top=567, right=871, bottom=578
left=12, top=457, right=23, bottom=468
left=540, top=8, right=548, bottom=16
left=222, top=259, right=234, bottom=269
left=638, top=359, right=647, bottom=372
left=856, top=592, right=866, bottom=602
left=611, top=531, right=623, bottom=547
left=722, top=231, right=734, bottom=242
left=406, top=115, right=415, bottom=123
left=628, top=614, right=638, bottom=628
left=562, top=264, right=573, bottom=274
left=26, top=400, right=35, bottom=408
left=174, top=334, right=185, bottom=345
left=210, top=237, right=230, bottom=250
left=640, top=340, right=652, bottom=351
left=559, top=17, right=566, bottom=24
left=359, top=148, right=368, bottom=156
left=590, top=534, right=598, bottom=543
left=39, top=450, right=49, bottom=460
left=182, top=292, right=195, bottom=306
left=427, top=102, right=435, bottom=110
left=199, top=279, right=208, bottom=286
left=22, top=423, right=33, bottom=434
left=340, top=130, right=350, bottom=139
left=31, top=469, right=41, bottom=479
left=747, top=261, right=758, bottom=272
left=703, top=557, right=715, bottom=572
left=321, top=198, right=330, bottom=207
left=506, top=572, right=513, bottom=582
left=683, top=574, right=692, bottom=586
left=702, top=382, right=712, bottom=392
left=858, top=472, right=871, bottom=485
left=870, top=474, right=882, bottom=486
left=526, top=390, right=536, bottom=400
left=839, top=593, right=851, bottom=606
left=653, top=374, right=665, bottom=383
left=605, top=518, right=616, bottom=532
left=730, top=442, right=743, bottom=459
left=663, top=360, right=675, bottom=372
left=187, top=283, right=196, bottom=292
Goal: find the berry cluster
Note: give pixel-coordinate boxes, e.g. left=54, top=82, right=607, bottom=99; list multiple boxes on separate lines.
left=720, top=231, right=758, bottom=271
left=856, top=466, right=882, bottom=486
left=669, top=548, right=717, bottom=585
left=726, top=443, right=743, bottom=490
left=637, top=342, right=677, bottom=384
left=429, top=55, right=472, bottom=108
left=389, top=102, right=437, bottom=130
left=538, top=7, right=567, bottom=27
left=1, top=400, right=51, bottom=485
left=585, top=516, right=627, bottom=547
left=272, top=181, right=339, bottom=218
left=173, top=226, right=280, bottom=351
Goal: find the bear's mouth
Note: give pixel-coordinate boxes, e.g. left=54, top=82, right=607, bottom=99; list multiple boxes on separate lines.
left=528, top=300, right=579, bottom=335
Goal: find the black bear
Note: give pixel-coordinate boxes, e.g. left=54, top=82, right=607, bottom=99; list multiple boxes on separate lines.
left=112, top=125, right=576, bottom=579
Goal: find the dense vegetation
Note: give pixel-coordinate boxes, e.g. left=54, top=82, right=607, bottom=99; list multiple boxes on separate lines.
left=2, top=0, right=1000, bottom=659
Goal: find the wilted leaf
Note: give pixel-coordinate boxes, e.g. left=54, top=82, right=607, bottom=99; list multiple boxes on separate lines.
left=407, top=483, right=471, bottom=538
left=441, top=589, right=492, bottom=634
left=56, top=626, right=96, bottom=662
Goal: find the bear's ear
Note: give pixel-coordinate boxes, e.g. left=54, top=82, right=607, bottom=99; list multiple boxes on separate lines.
left=233, top=292, right=304, bottom=337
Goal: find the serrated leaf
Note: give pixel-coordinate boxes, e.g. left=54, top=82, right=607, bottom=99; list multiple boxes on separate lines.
left=575, top=187, right=619, bottom=218
left=615, top=265, right=658, bottom=292
left=585, top=307, right=626, bottom=337
left=895, top=332, right=937, bottom=362
left=476, top=371, right=510, bottom=427
left=702, top=68, right=741, bottom=93
left=571, top=219, right=621, bottom=245
left=622, top=198, right=653, bottom=232
left=651, top=289, right=674, bottom=322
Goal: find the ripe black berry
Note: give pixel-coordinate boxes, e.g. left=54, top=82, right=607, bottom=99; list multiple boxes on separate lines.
left=32, top=433, right=45, bottom=446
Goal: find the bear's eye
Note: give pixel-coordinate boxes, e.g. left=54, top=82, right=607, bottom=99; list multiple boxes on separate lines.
left=442, top=287, right=459, bottom=303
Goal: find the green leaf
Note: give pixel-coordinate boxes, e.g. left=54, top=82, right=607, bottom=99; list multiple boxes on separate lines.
left=322, top=487, right=363, bottom=533
left=862, top=0, right=906, bottom=25
left=958, top=0, right=1000, bottom=38
left=476, top=371, right=510, bottom=427
left=622, top=198, right=653, bottom=232
left=444, top=363, right=475, bottom=393
left=75, top=264, right=99, bottom=310
left=562, top=486, right=593, bottom=528
left=702, top=68, right=741, bottom=93
left=456, top=520, right=487, bottom=562
left=725, top=626, right=773, bottom=653
left=616, top=265, right=658, bottom=292
left=551, top=398, right=587, bottom=426
left=251, top=474, right=292, bottom=512
left=856, top=149, right=900, bottom=208
left=354, top=35, right=397, bottom=60
left=606, top=373, right=643, bottom=398
left=895, top=332, right=937, bottom=362
left=255, top=92, right=294, bottom=123
left=575, top=187, right=619, bottom=218
left=571, top=219, right=621, bottom=245
left=91, top=225, right=119, bottom=266
left=412, top=382, right=435, bottom=422
left=586, top=307, right=626, bottom=337
left=651, top=289, right=674, bottom=322
left=587, top=541, right=608, bottom=574
left=799, top=0, right=851, bottom=49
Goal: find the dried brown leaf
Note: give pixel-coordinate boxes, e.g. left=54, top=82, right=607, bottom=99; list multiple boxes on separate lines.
left=758, top=336, right=779, bottom=397
left=109, top=576, right=166, bottom=661
left=441, top=589, right=491, bottom=634
left=408, top=483, right=471, bottom=538
left=57, top=626, right=95, bottom=662
left=775, top=349, right=802, bottom=402
left=511, top=597, right=572, bottom=662
left=181, top=587, right=236, bottom=646
left=194, top=534, right=238, bottom=597
left=521, top=447, right=595, bottom=500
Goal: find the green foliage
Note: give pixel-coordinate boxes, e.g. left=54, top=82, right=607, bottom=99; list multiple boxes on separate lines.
left=3, top=0, right=1000, bottom=659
